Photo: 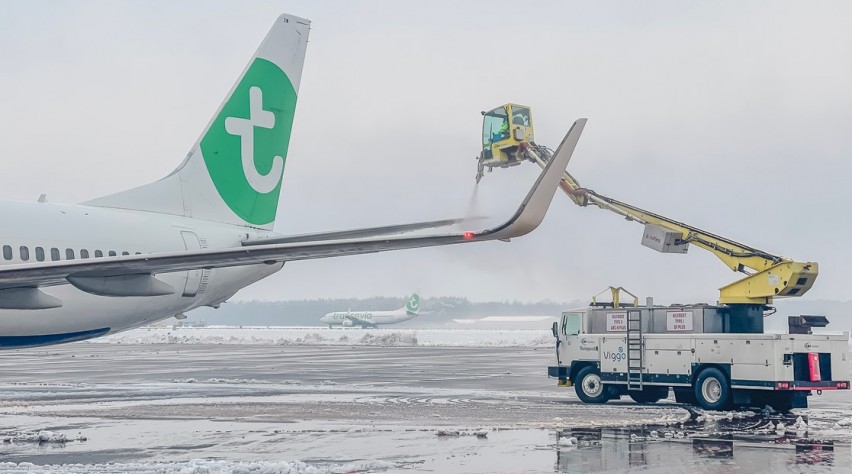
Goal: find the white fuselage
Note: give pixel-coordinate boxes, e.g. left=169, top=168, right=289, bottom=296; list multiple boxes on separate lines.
left=0, top=200, right=284, bottom=348
left=320, top=308, right=416, bottom=327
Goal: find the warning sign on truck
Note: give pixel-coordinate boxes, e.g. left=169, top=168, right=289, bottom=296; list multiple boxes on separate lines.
left=606, top=312, right=627, bottom=332
left=666, top=311, right=693, bottom=332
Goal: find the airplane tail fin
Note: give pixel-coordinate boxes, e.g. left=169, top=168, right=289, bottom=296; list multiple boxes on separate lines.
left=404, top=293, right=420, bottom=316
left=84, top=14, right=310, bottom=230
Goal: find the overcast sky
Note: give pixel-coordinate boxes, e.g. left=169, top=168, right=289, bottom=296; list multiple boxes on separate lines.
left=1, top=1, right=851, bottom=305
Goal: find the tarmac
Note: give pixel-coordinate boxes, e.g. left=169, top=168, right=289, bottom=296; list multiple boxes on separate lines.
left=0, top=343, right=849, bottom=473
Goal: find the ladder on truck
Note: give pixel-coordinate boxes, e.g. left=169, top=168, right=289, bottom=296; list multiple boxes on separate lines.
left=626, top=308, right=644, bottom=391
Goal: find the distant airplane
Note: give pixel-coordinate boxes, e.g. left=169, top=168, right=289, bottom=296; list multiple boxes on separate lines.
left=321, top=293, right=421, bottom=328
left=0, top=14, right=585, bottom=349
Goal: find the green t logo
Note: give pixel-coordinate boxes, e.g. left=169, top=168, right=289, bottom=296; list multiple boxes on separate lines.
left=406, top=294, right=420, bottom=314
left=200, top=58, right=297, bottom=226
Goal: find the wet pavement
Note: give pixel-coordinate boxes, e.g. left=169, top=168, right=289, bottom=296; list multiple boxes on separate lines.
left=0, top=344, right=849, bottom=472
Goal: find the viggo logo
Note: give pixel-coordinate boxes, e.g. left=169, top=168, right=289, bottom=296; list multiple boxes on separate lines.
left=603, top=346, right=626, bottom=363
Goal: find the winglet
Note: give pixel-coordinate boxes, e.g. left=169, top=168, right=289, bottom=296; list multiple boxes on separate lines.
left=476, top=118, right=587, bottom=240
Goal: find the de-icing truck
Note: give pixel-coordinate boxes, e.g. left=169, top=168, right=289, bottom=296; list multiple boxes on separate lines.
left=547, top=289, right=849, bottom=410
left=473, top=106, right=850, bottom=410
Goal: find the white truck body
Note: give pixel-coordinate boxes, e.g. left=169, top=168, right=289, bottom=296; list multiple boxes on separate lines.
left=548, top=305, right=850, bottom=410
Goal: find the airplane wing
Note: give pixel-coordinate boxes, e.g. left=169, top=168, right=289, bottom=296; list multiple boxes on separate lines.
left=0, top=119, right=586, bottom=291
left=343, top=314, right=375, bottom=327
left=242, top=217, right=484, bottom=245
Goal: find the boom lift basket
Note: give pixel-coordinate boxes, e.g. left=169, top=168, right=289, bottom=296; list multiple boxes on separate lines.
left=477, top=104, right=534, bottom=182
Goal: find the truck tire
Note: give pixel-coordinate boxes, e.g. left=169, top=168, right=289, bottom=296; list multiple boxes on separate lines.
left=694, top=368, right=731, bottom=410
left=629, top=386, right=669, bottom=404
left=575, top=366, right=609, bottom=404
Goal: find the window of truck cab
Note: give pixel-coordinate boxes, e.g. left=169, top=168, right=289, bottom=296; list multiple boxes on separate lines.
left=561, top=311, right=582, bottom=336
left=482, top=108, right=509, bottom=149
left=511, top=106, right=530, bottom=126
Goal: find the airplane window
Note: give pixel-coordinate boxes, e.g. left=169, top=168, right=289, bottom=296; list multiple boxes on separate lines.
left=2, top=245, right=11, bottom=260
left=95, top=250, right=103, bottom=258
left=50, top=248, right=60, bottom=261
left=108, top=251, right=116, bottom=257
left=35, top=247, right=45, bottom=262
left=121, top=251, right=129, bottom=256
left=66, top=248, right=75, bottom=260
left=135, top=252, right=141, bottom=255
left=19, top=246, right=29, bottom=261
left=80, top=249, right=90, bottom=259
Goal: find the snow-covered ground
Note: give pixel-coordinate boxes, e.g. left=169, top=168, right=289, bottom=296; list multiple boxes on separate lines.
left=2, top=340, right=848, bottom=472
left=85, top=326, right=554, bottom=347
left=87, top=326, right=852, bottom=350
left=0, top=458, right=396, bottom=473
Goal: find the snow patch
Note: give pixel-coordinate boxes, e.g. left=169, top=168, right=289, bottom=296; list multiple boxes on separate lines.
left=694, top=410, right=756, bottom=422
left=358, top=332, right=417, bottom=346
left=834, top=417, right=852, bottom=427
left=171, top=378, right=271, bottom=385
left=657, top=411, right=692, bottom=424
left=0, top=459, right=396, bottom=473
left=83, top=327, right=553, bottom=348
left=2, top=430, right=87, bottom=444
left=436, top=429, right=488, bottom=438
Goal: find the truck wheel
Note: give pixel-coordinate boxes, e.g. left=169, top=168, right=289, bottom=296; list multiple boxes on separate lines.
left=629, top=386, right=669, bottom=404
left=575, top=366, right=609, bottom=404
left=694, top=368, right=731, bottom=410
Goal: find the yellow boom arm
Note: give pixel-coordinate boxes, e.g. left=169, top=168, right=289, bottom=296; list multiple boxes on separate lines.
left=525, top=146, right=818, bottom=305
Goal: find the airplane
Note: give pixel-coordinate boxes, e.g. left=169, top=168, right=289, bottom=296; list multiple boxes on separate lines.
left=321, top=293, right=421, bottom=328
left=0, top=14, right=587, bottom=350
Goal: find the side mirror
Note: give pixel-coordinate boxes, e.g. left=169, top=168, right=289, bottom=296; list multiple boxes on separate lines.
left=551, top=321, right=558, bottom=338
